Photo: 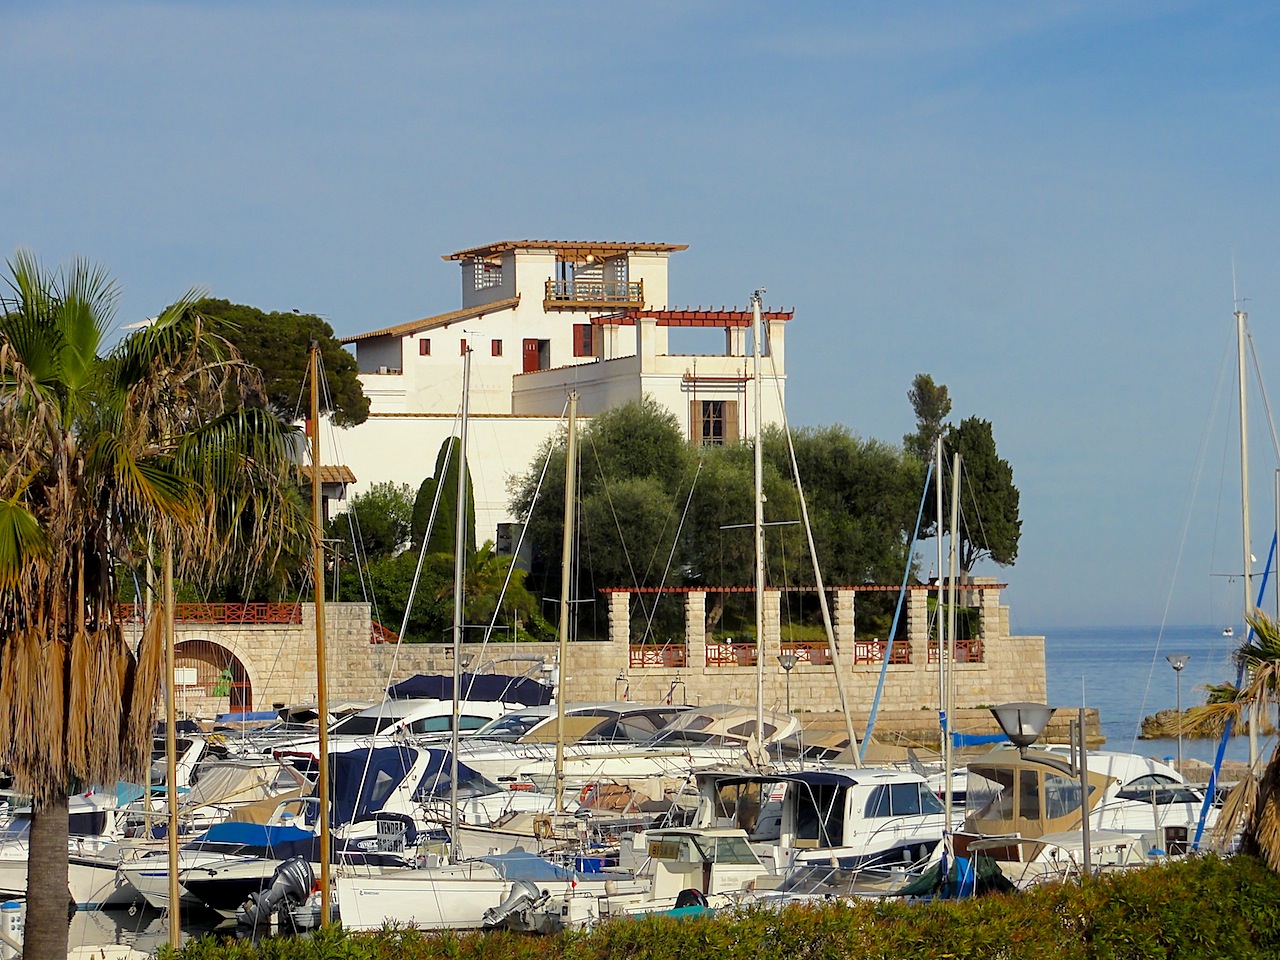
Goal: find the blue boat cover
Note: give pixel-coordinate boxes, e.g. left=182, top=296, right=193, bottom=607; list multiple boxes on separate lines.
left=329, top=746, right=489, bottom=826
left=193, top=821, right=317, bottom=847
left=386, top=673, right=553, bottom=706
left=482, top=850, right=588, bottom=882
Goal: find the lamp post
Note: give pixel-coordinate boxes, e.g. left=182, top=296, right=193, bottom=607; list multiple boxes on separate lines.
left=777, top=653, right=798, bottom=713
left=1166, top=654, right=1191, bottom=773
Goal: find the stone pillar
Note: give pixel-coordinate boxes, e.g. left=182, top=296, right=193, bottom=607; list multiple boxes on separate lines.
left=834, top=589, right=855, bottom=664
left=725, top=325, right=746, bottom=356
left=907, top=588, right=929, bottom=663
left=608, top=591, right=631, bottom=647
left=685, top=591, right=706, bottom=668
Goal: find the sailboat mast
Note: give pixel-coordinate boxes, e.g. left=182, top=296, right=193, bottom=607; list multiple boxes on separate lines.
left=935, top=435, right=945, bottom=762
left=943, top=452, right=961, bottom=834
left=752, top=291, right=766, bottom=754
left=163, top=540, right=180, bottom=946
left=1236, top=308, right=1259, bottom=767
left=309, top=344, right=332, bottom=925
left=554, top=391, right=578, bottom=814
left=450, top=343, right=473, bottom=846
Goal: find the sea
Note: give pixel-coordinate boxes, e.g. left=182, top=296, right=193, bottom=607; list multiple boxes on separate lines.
left=1041, top=623, right=1268, bottom=766
left=60, top=622, right=1271, bottom=951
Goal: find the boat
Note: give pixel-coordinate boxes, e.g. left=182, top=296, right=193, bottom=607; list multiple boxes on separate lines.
left=694, top=767, right=945, bottom=876
left=951, top=743, right=1216, bottom=875
left=0, top=788, right=141, bottom=910
left=1222, top=626, right=1234, bottom=637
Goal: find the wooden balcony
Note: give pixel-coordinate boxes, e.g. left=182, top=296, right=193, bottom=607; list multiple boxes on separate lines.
left=926, top=637, right=984, bottom=664
left=629, top=643, right=687, bottom=668
left=780, top=641, right=833, bottom=665
left=544, top=278, right=644, bottom=310
left=706, top=642, right=758, bottom=667
left=853, top=639, right=912, bottom=665
left=115, top=602, right=303, bottom=624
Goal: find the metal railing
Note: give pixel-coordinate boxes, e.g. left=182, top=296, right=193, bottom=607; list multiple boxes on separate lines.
left=544, top=278, right=644, bottom=306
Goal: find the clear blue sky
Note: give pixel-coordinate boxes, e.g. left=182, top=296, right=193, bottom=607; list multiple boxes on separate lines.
left=5, top=2, right=1279, bottom=630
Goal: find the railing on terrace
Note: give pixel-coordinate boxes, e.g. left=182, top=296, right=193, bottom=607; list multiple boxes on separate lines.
left=780, top=641, right=833, bottom=665
left=927, top=637, right=984, bottom=663
left=370, top=622, right=400, bottom=644
left=629, top=643, right=687, bottom=668
left=853, top=639, right=912, bottom=665
left=544, top=278, right=644, bottom=308
left=706, top=642, right=758, bottom=667
left=115, top=603, right=302, bottom=624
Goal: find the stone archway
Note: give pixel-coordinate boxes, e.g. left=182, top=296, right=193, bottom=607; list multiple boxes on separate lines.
left=174, top=639, right=253, bottom=719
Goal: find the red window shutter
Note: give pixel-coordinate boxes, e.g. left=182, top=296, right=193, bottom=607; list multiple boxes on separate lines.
left=419, top=339, right=431, bottom=356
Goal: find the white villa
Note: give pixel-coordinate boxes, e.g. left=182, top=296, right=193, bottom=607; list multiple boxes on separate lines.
left=328, top=240, right=793, bottom=548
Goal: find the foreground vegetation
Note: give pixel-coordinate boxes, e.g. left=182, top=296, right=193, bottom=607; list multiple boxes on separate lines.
left=166, top=854, right=1279, bottom=960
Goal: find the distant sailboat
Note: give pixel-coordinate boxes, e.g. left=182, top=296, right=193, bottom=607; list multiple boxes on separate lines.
left=1223, top=626, right=1234, bottom=638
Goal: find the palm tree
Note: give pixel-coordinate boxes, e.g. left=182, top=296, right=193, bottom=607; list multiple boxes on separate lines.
left=1173, top=609, right=1280, bottom=868
left=0, top=251, right=309, bottom=959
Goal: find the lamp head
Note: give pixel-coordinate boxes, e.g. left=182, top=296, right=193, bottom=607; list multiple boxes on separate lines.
left=1166, top=654, right=1190, bottom=672
left=777, top=653, right=798, bottom=672
left=990, top=702, right=1056, bottom=752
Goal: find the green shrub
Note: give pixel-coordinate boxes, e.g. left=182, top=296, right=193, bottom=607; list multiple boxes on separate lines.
left=164, top=855, right=1280, bottom=960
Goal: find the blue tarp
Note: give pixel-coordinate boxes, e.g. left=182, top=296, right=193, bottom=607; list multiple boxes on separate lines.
left=482, top=850, right=587, bottom=882
left=194, top=821, right=317, bottom=847
left=387, top=673, right=553, bottom=706
left=215, top=710, right=279, bottom=722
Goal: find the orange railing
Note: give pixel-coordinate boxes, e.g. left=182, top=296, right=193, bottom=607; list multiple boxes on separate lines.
left=115, top=603, right=303, bottom=624
left=927, top=637, right=984, bottom=664
left=780, top=641, right=833, bottom=665
left=629, top=644, right=687, bottom=668
left=853, top=639, right=912, bottom=665
left=370, top=622, right=400, bottom=644
left=706, top=642, right=758, bottom=667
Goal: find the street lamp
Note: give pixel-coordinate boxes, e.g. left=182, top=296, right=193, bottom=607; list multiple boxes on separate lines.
left=777, top=653, right=798, bottom=713
left=1166, top=654, right=1191, bottom=773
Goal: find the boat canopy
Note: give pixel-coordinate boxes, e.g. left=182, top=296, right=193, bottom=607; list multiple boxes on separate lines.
left=387, top=673, right=553, bottom=706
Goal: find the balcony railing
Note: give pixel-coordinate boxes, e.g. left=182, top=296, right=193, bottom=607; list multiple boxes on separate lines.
left=853, top=639, right=912, bottom=665
left=780, top=641, right=833, bottom=666
left=706, top=641, right=758, bottom=667
left=629, top=643, right=687, bottom=668
left=926, top=637, right=984, bottom=664
left=115, top=603, right=303, bottom=624
left=544, top=278, right=644, bottom=309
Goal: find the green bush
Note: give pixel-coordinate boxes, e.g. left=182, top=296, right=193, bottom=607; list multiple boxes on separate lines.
left=162, top=855, right=1280, bottom=960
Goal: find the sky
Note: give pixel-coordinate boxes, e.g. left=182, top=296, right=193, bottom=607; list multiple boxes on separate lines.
left=4, top=1, right=1280, bottom=631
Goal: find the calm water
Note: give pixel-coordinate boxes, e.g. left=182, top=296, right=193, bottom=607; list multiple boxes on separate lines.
left=1042, top=623, right=1271, bottom=765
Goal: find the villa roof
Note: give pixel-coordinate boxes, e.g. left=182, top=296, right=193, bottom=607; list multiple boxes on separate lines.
left=443, top=240, right=688, bottom=262
left=342, top=296, right=521, bottom=344
left=590, top=307, right=794, bottom=327
left=299, top=464, right=357, bottom=484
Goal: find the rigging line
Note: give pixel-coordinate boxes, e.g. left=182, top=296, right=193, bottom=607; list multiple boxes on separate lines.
left=633, top=457, right=704, bottom=646
left=1246, top=331, right=1280, bottom=462
left=864, top=459, right=933, bottom=747
left=474, top=397, right=569, bottom=662
left=1135, top=327, right=1235, bottom=754
left=585, top=431, right=649, bottom=621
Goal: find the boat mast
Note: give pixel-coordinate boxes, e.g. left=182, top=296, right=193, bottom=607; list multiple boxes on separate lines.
left=1236, top=307, right=1259, bottom=767
left=163, top=539, right=180, bottom=946
left=943, top=452, right=961, bottom=834
left=752, top=291, right=766, bottom=755
left=935, top=434, right=945, bottom=778
left=554, top=391, right=578, bottom=813
left=450, top=342, right=473, bottom=846
left=309, top=344, right=332, bottom=925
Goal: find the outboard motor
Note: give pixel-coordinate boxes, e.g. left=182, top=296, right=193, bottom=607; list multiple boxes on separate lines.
left=482, top=879, right=549, bottom=931
left=237, top=856, right=314, bottom=932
